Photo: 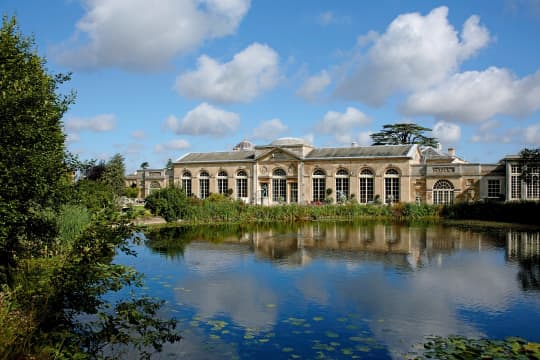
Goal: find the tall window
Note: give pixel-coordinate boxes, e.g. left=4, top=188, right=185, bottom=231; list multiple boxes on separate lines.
left=312, top=169, right=326, bottom=202
left=384, top=169, right=400, bottom=204
left=236, top=170, right=248, bottom=199
left=487, top=179, right=500, bottom=198
left=217, top=170, right=228, bottom=195
left=511, top=164, right=521, bottom=200
left=526, top=166, right=540, bottom=200
left=290, top=182, right=298, bottom=203
left=149, top=181, right=161, bottom=193
left=272, top=168, right=287, bottom=202
left=182, top=171, right=192, bottom=196
left=335, top=169, right=350, bottom=202
left=359, top=169, right=374, bottom=204
left=199, top=171, right=209, bottom=199
left=433, top=180, right=454, bottom=205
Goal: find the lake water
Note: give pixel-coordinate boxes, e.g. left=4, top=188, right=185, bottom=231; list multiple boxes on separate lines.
left=115, top=222, right=540, bottom=359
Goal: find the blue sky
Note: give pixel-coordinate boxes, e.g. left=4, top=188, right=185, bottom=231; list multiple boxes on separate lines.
left=4, top=0, right=540, bottom=172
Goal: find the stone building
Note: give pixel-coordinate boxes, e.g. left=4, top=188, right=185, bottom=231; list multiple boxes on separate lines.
left=126, top=137, right=539, bottom=204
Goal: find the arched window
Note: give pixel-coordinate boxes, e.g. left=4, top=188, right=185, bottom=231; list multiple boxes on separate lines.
left=384, top=169, right=400, bottom=204
left=236, top=170, right=248, bottom=199
left=433, top=180, right=454, bottom=204
left=182, top=171, right=192, bottom=196
left=312, top=169, right=326, bottom=202
left=272, top=168, right=287, bottom=202
left=335, top=169, right=350, bottom=202
left=149, top=180, right=161, bottom=193
left=217, top=170, right=228, bottom=195
left=199, top=171, right=210, bottom=199
left=359, top=169, right=374, bottom=204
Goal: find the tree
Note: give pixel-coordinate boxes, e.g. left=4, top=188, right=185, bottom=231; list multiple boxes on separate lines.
left=370, top=123, right=438, bottom=147
left=140, top=161, right=149, bottom=198
left=0, top=15, right=74, bottom=283
left=103, top=153, right=126, bottom=196
left=518, top=147, right=540, bottom=184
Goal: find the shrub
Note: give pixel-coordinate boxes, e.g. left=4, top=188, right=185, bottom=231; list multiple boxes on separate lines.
left=144, top=185, right=189, bottom=222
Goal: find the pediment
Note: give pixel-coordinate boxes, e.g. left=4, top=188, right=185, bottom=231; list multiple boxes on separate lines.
left=256, top=147, right=302, bottom=162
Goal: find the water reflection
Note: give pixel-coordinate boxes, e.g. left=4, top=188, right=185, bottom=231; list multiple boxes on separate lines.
left=138, top=223, right=540, bottom=359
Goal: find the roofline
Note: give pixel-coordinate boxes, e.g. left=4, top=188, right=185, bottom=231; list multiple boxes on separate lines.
left=305, top=155, right=415, bottom=161
left=175, top=159, right=256, bottom=164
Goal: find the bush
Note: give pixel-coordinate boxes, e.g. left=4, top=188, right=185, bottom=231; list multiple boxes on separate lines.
left=144, top=185, right=189, bottom=222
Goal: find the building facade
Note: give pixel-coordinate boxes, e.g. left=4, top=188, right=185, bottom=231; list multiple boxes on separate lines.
left=126, top=138, right=538, bottom=204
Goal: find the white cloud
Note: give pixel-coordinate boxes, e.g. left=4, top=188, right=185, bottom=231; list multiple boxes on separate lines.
left=131, top=130, right=146, bottom=139
left=65, top=113, right=116, bottom=132
left=175, top=43, right=279, bottom=103
left=357, top=131, right=373, bottom=146
left=524, top=123, right=540, bottom=145
left=315, top=107, right=371, bottom=143
left=66, top=133, right=80, bottom=143
left=296, top=70, right=331, bottom=101
left=432, top=121, right=461, bottom=144
left=166, top=103, right=240, bottom=137
left=252, top=118, right=288, bottom=140
left=402, top=67, right=540, bottom=122
left=335, top=6, right=490, bottom=106
left=317, top=11, right=350, bottom=26
left=155, top=139, right=191, bottom=153
left=54, top=0, right=250, bottom=71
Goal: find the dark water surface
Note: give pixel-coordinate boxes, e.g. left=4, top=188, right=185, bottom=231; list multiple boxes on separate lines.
left=114, top=222, right=540, bottom=359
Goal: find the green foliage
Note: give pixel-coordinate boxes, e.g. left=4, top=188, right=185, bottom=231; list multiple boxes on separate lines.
left=441, top=201, right=540, bottom=225
left=102, top=153, right=126, bottom=196
left=56, top=204, right=91, bottom=253
left=144, top=185, right=190, bottom=222
left=371, top=123, right=437, bottom=147
left=0, top=15, right=74, bottom=283
left=518, top=147, right=540, bottom=184
left=411, top=335, right=540, bottom=359
left=124, top=186, right=139, bottom=198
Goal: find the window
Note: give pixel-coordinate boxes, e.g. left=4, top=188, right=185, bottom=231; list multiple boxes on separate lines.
left=433, top=180, right=454, bottom=205
left=511, top=164, right=521, bottom=200
left=272, top=168, right=287, bottom=202
left=149, top=180, right=161, bottom=193
left=384, top=169, right=400, bottom=204
left=335, top=169, right=350, bottom=202
left=312, top=169, right=326, bottom=202
left=181, top=171, right=192, bottom=196
left=199, top=171, right=209, bottom=199
left=487, top=179, right=500, bottom=198
left=359, top=169, right=374, bottom=204
left=236, top=170, right=248, bottom=198
left=217, top=170, right=228, bottom=195
left=526, top=166, right=540, bottom=200
left=290, top=182, right=298, bottom=203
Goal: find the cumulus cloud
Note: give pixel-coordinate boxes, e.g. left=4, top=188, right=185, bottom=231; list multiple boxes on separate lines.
left=524, top=123, right=540, bottom=145
left=296, top=70, right=331, bottom=101
left=315, top=107, right=371, bottom=144
left=155, top=139, right=191, bottom=153
left=65, top=113, right=116, bottom=132
left=357, top=130, right=373, bottom=146
left=402, top=67, right=540, bottom=122
left=175, top=43, right=279, bottom=103
left=252, top=118, right=288, bottom=140
left=54, top=0, right=250, bottom=71
left=335, top=6, right=490, bottom=106
left=432, top=121, right=461, bottom=144
left=166, top=103, right=240, bottom=137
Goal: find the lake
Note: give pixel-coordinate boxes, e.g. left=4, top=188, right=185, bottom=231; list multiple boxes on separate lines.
left=115, top=222, right=540, bottom=359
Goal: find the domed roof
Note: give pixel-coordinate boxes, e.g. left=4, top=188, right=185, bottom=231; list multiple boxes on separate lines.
left=233, top=139, right=254, bottom=151
left=270, top=137, right=309, bottom=146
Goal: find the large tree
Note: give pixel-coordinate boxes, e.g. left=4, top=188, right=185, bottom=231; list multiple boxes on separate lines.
left=103, top=153, right=126, bottom=196
left=370, top=123, right=438, bottom=147
left=0, top=16, right=74, bottom=282
left=518, top=147, right=540, bottom=184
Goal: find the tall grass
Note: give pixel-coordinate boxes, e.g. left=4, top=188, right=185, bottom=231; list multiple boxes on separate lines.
left=56, top=204, right=91, bottom=253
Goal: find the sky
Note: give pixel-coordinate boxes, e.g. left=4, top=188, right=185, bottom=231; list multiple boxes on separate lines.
left=3, top=0, right=540, bottom=173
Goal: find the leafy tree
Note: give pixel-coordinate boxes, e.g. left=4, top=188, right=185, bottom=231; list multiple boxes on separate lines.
left=370, top=123, right=438, bottom=147
left=0, top=15, right=74, bottom=283
left=140, top=161, right=149, bottom=198
left=103, top=153, right=126, bottom=196
left=145, top=185, right=189, bottom=221
left=518, top=147, right=540, bottom=184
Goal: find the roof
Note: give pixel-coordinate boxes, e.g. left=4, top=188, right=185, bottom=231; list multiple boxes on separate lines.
left=177, top=150, right=256, bottom=163
left=306, top=144, right=415, bottom=159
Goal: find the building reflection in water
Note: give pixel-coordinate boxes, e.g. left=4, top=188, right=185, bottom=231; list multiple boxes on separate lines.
left=507, top=231, right=540, bottom=291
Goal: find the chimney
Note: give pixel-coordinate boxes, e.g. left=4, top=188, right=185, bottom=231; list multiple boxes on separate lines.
left=448, top=147, right=456, bottom=157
